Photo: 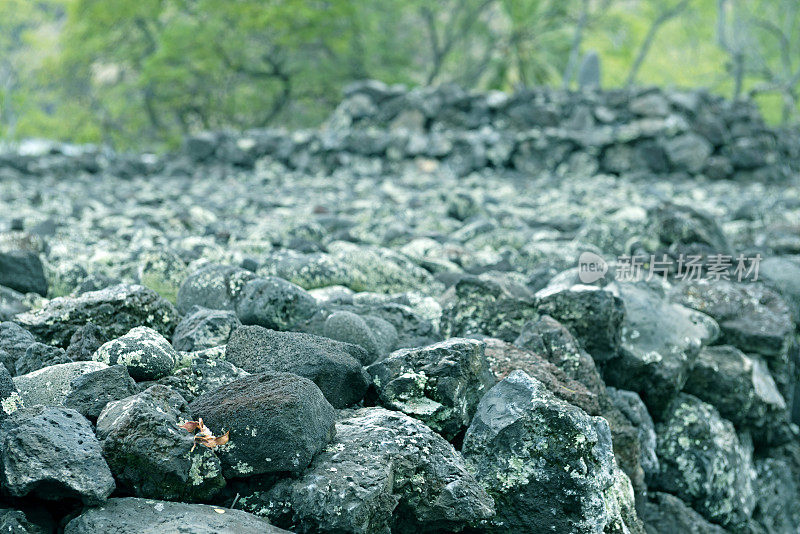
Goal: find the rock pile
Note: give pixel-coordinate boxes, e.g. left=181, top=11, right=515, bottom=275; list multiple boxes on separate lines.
left=0, top=81, right=798, bottom=532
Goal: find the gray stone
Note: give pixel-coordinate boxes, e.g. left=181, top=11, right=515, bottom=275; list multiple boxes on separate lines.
left=93, top=326, right=177, bottom=381
left=16, top=341, right=70, bottom=375
left=64, top=322, right=107, bottom=361
left=639, top=492, right=727, bottom=534
left=13, top=361, right=108, bottom=407
left=235, top=276, right=319, bottom=330
left=172, top=306, right=240, bottom=352
left=664, top=133, right=713, bottom=173
left=323, top=310, right=385, bottom=364
left=176, top=264, right=255, bottom=315
left=0, top=250, right=47, bottom=295
left=0, top=365, right=22, bottom=421
left=607, top=387, right=659, bottom=482
left=158, top=354, right=249, bottom=403
left=63, top=364, right=138, bottom=420
left=0, top=321, right=35, bottom=375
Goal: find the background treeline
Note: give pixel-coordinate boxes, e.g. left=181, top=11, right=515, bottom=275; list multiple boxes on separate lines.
left=1, top=0, right=798, bottom=150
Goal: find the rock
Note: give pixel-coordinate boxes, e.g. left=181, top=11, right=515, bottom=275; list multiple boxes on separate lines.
left=15, top=284, right=179, bottom=347
left=752, top=444, right=800, bottom=534
left=257, top=249, right=368, bottom=290
left=13, top=361, right=108, bottom=407
left=158, top=354, right=249, bottom=403
left=257, top=407, right=494, bottom=533
left=171, top=306, right=240, bottom=352
left=0, top=365, right=22, bottom=421
left=0, top=507, right=53, bottom=534
left=0, top=250, right=47, bottom=295
left=137, top=248, right=188, bottom=304
left=15, top=341, right=70, bottom=375
left=645, top=201, right=731, bottom=260
left=63, top=365, right=138, bottom=420
left=323, top=310, right=389, bottom=363
left=757, top=256, right=800, bottom=323
left=653, top=393, right=756, bottom=528
left=533, top=285, right=624, bottom=361
left=189, top=372, right=336, bottom=477
left=235, top=276, right=319, bottom=330
left=366, top=338, right=493, bottom=439
left=603, top=281, right=718, bottom=414
left=0, top=285, right=29, bottom=321
left=664, top=133, right=713, bottom=173
left=639, top=492, right=727, bottom=534
left=226, top=325, right=370, bottom=408
left=607, top=387, right=659, bottom=482
left=64, top=322, right=107, bottom=361
left=96, top=385, right=225, bottom=501
left=440, top=274, right=538, bottom=342
left=93, top=326, right=177, bottom=381
left=683, top=345, right=787, bottom=435
left=0, top=406, right=114, bottom=504
left=64, top=497, right=290, bottom=534
left=462, top=370, right=643, bottom=533
left=176, top=264, right=255, bottom=315
left=0, top=321, right=35, bottom=375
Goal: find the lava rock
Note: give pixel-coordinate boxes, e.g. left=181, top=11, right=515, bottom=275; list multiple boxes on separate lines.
left=752, top=444, right=800, bottom=534
left=258, top=407, right=494, bottom=533
left=137, top=248, right=188, bottom=304
left=664, top=133, right=713, bottom=173
left=64, top=322, right=107, bottom=361
left=93, top=326, right=177, bottom=381
left=63, top=364, right=138, bottom=420
left=235, top=276, right=319, bottom=330
left=13, top=361, right=108, bottom=407
left=15, top=284, right=179, bottom=347
left=758, top=256, right=800, bottom=323
left=172, top=305, right=241, bottom=352
left=366, top=338, right=494, bottom=439
left=189, top=372, right=336, bottom=477
left=15, top=341, right=70, bottom=375
left=462, top=370, right=643, bottom=533
left=323, top=310, right=392, bottom=363
left=639, top=492, right=727, bottom=534
left=603, top=281, right=718, bottom=415
left=226, top=325, right=369, bottom=408
left=607, top=387, right=659, bottom=482
left=158, top=354, right=249, bottom=403
left=0, top=250, right=47, bottom=295
left=0, top=321, right=35, bottom=375
left=0, top=406, right=114, bottom=504
left=653, top=393, right=756, bottom=528
left=257, top=249, right=368, bottom=290
left=64, top=497, right=290, bottom=534
left=176, top=263, right=255, bottom=315
left=96, top=385, right=225, bottom=501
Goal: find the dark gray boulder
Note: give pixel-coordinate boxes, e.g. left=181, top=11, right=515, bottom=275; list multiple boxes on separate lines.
left=323, top=310, right=392, bottom=364
left=93, top=326, right=177, bottom=381
left=235, top=276, right=319, bottom=330
left=367, top=338, right=493, bottom=439
left=639, top=492, right=727, bottom=534
left=15, top=284, right=179, bottom=347
left=0, top=321, right=35, bottom=375
left=0, top=250, right=47, bottom=295
left=13, top=361, right=108, bottom=407
left=258, top=407, right=494, bottom=534
left=63, top=364, right=138, bottom=420
left=176, top=263, right=255, bottom=315
left=226, top=325, right=369, bottom=408
left=462, top=370, right=643, bottom=533
left=0, top=365, right=22, bottom=421
left=0, top=406, right=114, bottom=504
left=607, top=387, right=659, bottom=482
left=64, top=497, right=291, bottom=534
left=158, top=353, right=249, bottom=403
left=189, top=372, right=336, bottom=477
left=15, top=341, right=70, bottom=375
left=64, top=322, right=107, bottom=361
left=653, top=393, right=756, bottom=529
left=96, top=384, right=225, bottom=501
left=172, top=305, right=240, bottom=352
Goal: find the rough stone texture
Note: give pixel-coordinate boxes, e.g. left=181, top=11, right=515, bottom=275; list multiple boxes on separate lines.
left=235, top=276, right=319, bottom=330
left=607, top=387, right=659, bottom=482
left=0, top=406, right=114, bottom=504
left=603, top=281, right=718, bottom=415
left=257, top=249, right=368, bottom=290
left=440, top=274, right=538, bottom=342
left=137, top=248, right=188, bottom=304
left=751, top=443, right=800, bottom=534
left=15, top=284, right=179, bottom=347
left=758, top=256, right=800, bottom=323
left=683, top=345, right=787, bottom=435
left=63, top=364, right=138, bottom=420
left=323, top=310, right=393, bottom=364
left=0, top=365, right=22, bottom=421
left=171, top=305, right=241, bottom=352
left=462, top=370, right=644, bottom=533
left=64, top=497, right=290, bottom=534
left=0, top=321, right=35, bottom=375
left=176, top=263, right=255, bottom=315
left=158, top=353, right=249, bottom=403
left=653, top=393, right=756, bottom=529
left=13, top=361, right=108, bottom=407
left=639, top=492, right=727, bottom=534
left=96, top=384, right=225, bottom=501
left=189, top=372, right=336, bottom=477
left=0, top=250, right=47, bottom=295
left=93, top=326, right=177, bottom=381
left=366, top=338, right=493, bottom=439
left=15, top=341, right=70, bottom=375
left=251, top=407, right=494, bottom=534
left=64, top=322, right=107, bottom=361
left=226, top=325, right=369, bottom=408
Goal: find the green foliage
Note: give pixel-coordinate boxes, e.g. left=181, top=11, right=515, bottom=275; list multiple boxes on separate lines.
left=1, top=0, right=798, bottom=150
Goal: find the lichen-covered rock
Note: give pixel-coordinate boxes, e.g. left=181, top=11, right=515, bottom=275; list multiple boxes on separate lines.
left=64, top=322, right=107, bottom=361
left=0, top=406, right=114, bottom=504
left=366, top=338, right=493, bottom=439
left=189, top=372, right=336, bottom=477
left=158, top=354, right=249, bottom=403
left=64, top=497, right=291, bottom=534
left=644, top=201, right=731, bottom=260
left=638, top=492, right=727, bottom=534
left=235, top=276, right=319, bottom=330
left=607, top=387, right=659, bottom=482
left=323, top=310, right=392, bottom=363
left=257, top=249, right=369, bottom=291
left=171, top=305, right=240, bottom=352
left=250, top=407, right=494, bottom=534
left=93, top=326, right=177, bottom=381
left=137, top=248, right=188, bottom=304
left=0, top=366, right=22, bottom=421
left=0, top=321, right=35, bottom=375
left=176, top=263, right=255, bottom=315
left=15, top=341, right=70, bottom=375
left=96, top=385, right=225, bottom=501
left=653, top=393, right=756, bottom=529
left=440, top=274, right=538, bottom=342
left=462, top=370, right=644, bottom=533
left=15, top=284, right=179, bottom=347
left=63, top=364, right=138, bottom=420
left=683, top=345, right=787, bottom=436
left=13, top=361, right=108, bottom=407
left=603, top=281, right=718, bottom=414
left=226, top=325, right=369, bottom=408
